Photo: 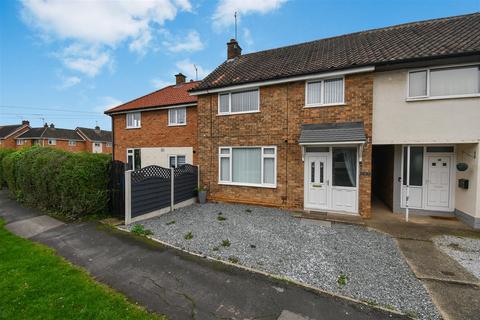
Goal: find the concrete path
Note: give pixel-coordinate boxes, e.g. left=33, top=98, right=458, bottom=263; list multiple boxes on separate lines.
left=366, top=202, right=480, bottom=320
left=0, top=191, right=405, bottom=320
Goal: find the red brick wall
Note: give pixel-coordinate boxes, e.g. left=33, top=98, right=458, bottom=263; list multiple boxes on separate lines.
left=198, top=72, right=373, bottom=217
left=85, top=141, right=112, bottom=154
left=112, top=107, right=198, bottom=163
left=0, top=126, right=30, bottom=149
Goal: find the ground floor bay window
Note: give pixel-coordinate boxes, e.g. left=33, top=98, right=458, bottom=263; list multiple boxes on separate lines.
left=219, top=147, right=276, bottom=187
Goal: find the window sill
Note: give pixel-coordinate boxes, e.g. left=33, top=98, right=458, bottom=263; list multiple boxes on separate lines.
left=218, top=181, right=277, bottom=189
left=217, top=110, right=260, bottom=116
left=126, top=126, right=141, bottom=129
left=304, top=103, right=347, bottom=108
left=406, top=94, right=480, bottom=102
left=168, top=123, right=187, bottom=127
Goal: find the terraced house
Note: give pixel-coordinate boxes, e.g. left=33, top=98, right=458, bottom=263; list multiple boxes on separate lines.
left=190, top=13, right=480, bottom=227
left=105, top=73, right=199, bottom=170
left=11, top=123, right=112, bottom=154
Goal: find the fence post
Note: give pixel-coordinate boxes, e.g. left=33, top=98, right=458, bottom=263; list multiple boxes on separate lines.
left=125, top=170, right=132, bottom=225
left=197, top=165, right=200, bottom=190
left=170, top=167, right=175, bottom=212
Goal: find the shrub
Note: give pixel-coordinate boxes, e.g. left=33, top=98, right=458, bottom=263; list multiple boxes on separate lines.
left=1, top=147, right=111, bottom=219
left=0, top=148, right=15, bottom=188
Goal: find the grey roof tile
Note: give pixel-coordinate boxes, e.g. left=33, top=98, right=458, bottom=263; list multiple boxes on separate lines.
left=192, top=13, right=480, bottom=92
left=299, top=122, right=366, bottom=144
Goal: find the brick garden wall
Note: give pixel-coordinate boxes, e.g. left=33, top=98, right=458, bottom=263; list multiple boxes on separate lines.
left=197, top=72, right=373, bottom=217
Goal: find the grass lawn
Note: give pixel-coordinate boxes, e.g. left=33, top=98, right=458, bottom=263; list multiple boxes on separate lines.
left=0, top=219, right=165, bottom=320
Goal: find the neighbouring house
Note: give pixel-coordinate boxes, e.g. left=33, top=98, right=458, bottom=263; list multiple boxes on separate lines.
left=15, top=123, right=87, bottom=151
left=190, top=13, right=480, bottom=228
left=11, top=123, right=112, bottom=154
left=0, top=121, right=30, bottom=149
left=105, top=73, right=199, bottom=170
left=76, top=126, right=113, bottom=154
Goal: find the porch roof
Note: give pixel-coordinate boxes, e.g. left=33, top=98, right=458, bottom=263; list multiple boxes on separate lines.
left=298, top=122, right=366, bottom=144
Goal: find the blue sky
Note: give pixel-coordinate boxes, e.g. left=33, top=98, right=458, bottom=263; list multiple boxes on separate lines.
left=1, top=0, right=479, bottom=130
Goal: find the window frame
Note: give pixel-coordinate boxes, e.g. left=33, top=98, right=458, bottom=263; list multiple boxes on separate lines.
left=106, top=142, right=112, bottom=148
left=47, top=139, right=56, bottom=145
left=126, top=148, right=141, bottom=170
left=16, top=139, right=24, bottom=146
left=217, top=88, right=260, bottom=115
left=168, top=154, right=187, bottom=168
left=68, top=140, right=76, bottom=146
left=305, top=76, right=345, bottom=108
left=218, top=146, right=277, bottom=188
left=126, top=112, right=141, bottom=129
left=168, top=107, right=187, bottom=126
left=407, top=64, right=480, bottom=101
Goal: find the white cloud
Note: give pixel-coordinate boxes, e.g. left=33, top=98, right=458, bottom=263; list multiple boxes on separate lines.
left=94, top=96, right=123, bottom=114
left=56, top=75, right=81, bottom=90
left=21, top=0, right=192, bottom=76
left=151, top=78, right=171, bottom=89
left=175, top=59, right=210, bottom=81
left=212, top=0, right=287, bottom=28
left=163, top=30, right=205, bottom=53
left=243, top=28, right=253, bottom=46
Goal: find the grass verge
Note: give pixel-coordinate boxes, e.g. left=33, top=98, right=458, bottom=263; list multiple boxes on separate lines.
left=0, top=219, right=165, bottom=320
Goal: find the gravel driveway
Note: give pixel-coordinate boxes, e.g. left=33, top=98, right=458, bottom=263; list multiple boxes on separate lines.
left=128, top=203, right=440, bottom=319
left=433, top=235, right=480, bottom=280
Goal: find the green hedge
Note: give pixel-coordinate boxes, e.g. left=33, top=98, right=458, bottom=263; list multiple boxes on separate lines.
left=2, top=147, right=112, bottom=219
left=0, top=148, right=16, bottom=188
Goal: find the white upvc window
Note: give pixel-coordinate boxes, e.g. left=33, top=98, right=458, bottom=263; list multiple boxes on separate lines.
left=126, top=112, right=141, bottom=128
left=16, top=139, right=24, bottom=145
left=218, top=89, right=260, bottom=115
left=407, top=65, right=480, bottom=99
left=106, top=142, right=112, bottom=147
left=168, top=107, right=187, bottom=126
left=169, top=155, right=186, bottom=168
left=48, top=139, right=56, bottom=145
left=305, top=77, right=344, bottom=107
left=127, top=148, right=141, bottom=170
left=219, top=146, right=276, bottom=188
left=68, top=140, right=76, bottom=146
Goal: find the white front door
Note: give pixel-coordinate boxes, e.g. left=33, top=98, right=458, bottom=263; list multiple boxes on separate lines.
left=425, top=156, right=451, bottom=210
left=93, top=142, right=102, bottom=153
left=304, top=155, right=329, bottom=210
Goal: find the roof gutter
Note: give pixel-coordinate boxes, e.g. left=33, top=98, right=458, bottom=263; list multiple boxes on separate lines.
left=105, top=102, right=197, bottom=116
left=190, top=66, right=375, bottom=95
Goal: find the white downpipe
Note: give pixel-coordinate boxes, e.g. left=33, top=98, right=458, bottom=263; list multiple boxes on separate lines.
left=405, top=145, right=410, bottom=222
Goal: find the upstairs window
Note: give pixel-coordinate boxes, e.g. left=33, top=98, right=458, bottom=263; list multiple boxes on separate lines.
left=168, top=107, right=187, bottom=126
left=126, top=112, right=141, bottom=128
left=408, top=65, right=480, bottom=99
left=218, top=89, right=259, bottom=114
left=306, top=77, right=344, bottom=106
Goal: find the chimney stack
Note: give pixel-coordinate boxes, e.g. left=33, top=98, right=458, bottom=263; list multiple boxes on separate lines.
left=175, top=73, right=186, bottom=85
left=22, top=120, right=29, bottom=126
left=49, top=123, right=55, bottom=129
left=94, top=125, right=101, bottom=133
left=44, top=123, right=48, bottom=128
left=227, top=39, right=242, bottom=60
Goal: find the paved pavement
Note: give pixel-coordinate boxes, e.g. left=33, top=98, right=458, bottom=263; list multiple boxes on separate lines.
left=0, top=191, right=405, bottom=320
